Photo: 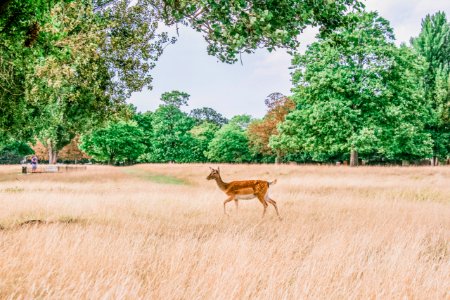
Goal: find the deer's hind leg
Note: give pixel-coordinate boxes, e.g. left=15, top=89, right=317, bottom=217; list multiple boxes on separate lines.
left=265, top=195, right=282, bottom=220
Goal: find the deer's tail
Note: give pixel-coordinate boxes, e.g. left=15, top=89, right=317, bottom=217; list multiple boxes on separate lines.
left=268, top=179, right=277, bottom=186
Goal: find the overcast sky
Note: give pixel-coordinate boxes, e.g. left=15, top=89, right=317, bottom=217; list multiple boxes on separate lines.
left=128, top=0, right=450, bottom=119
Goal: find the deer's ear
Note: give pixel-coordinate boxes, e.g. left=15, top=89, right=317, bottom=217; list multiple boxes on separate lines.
left=217, top=166, right=220, bottom=172
left=209, top=167, right=213, bottom=170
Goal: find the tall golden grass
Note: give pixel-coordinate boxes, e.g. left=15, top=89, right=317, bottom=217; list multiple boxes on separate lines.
left=0, top=164, right=449, bottom=299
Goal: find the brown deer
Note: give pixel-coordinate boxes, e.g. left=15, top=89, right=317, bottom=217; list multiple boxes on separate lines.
left=206, top=167, right=281, bottom=219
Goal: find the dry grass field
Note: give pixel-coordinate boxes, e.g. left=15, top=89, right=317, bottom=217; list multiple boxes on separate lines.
left=0, top=164, right=449, bottom=299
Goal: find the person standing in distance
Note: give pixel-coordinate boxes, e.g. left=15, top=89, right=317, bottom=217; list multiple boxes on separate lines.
left=31, top=155, right=38, bottom=173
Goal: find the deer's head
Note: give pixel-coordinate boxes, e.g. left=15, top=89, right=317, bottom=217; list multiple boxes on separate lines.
left=206, top=167, right=220, bottom=180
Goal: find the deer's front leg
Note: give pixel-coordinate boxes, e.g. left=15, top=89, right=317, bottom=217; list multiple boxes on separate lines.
left=223, top=196, right=234, bottom=215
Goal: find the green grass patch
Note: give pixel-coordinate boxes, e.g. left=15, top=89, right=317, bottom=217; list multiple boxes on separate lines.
left=122, top=168, right=188, bottom=185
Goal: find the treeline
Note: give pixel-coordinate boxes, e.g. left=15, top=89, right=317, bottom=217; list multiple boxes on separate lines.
left=78, top=11, right=450, bottom=166
left=1, top=0, right=361, bottom=164
left=0, top=1, right=448, bottom=166
left=79, top=91, right=265, bottom=164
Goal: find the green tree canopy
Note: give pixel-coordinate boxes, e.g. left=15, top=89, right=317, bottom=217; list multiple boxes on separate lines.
left=190, top=121, right=219, bottom=162
left=271, top=12, right=433, bottom=165
left=80, top=121, right=145, bottom=164
left=190, top=107, right=228, bottom=126
left=143, top=92, right=196, bottom=162
left=1, top=0, right=363, bottom=148
left=0, top=0, right=170, bottom=155
left=133, top=111, right=154, bottom=153
left=160, top=90, right=190, bottom=108
left=28, top=1, right=115, bottom=163
left=411, top=11, right=450, bottom=162
left=27, top=0, right=363, bottom=63
left=156, top=0, right=364, bottom=62
left=0, top=140, right=34, bottom=164
left=206, top=115, right=252, bottom=162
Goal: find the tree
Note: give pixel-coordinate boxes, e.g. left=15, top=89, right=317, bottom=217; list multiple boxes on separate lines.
left=160, top=90, right=190, bottom=107
left=190, top=107, right=228, bottom=126
left=0, top=140, right=34, bottom=164
left=80, top=121, right=145, bottom=164
left=411, top=12, right=450, bottom=164
left=206, top=115, right=252, bottom=162
left=144, top=91, right=197, bottom=162
left=26, top=1, right=112, bottom=163
left=271, top=12, right=432, bottom=166
left=190, top=121, right=219, bottom=162
left=1, top=0, right=170, bottom=159
left=248, top=93, right=295, bottom=163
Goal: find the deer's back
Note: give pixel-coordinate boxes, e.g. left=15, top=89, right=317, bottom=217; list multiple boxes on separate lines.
left=225, top=180, right=269, bottom=196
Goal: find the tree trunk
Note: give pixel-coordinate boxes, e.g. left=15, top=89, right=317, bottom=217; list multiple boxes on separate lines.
left=275, top=150, right=282, bottom=164
left=52, top=150, right=58, bottom=164
left=431, top=156, right=438, bottom=166
left=47, top=139, right=58, bottom=164
left=350, top=149, right=358, bottom=167
left=48, top=148, right=58, bottom=164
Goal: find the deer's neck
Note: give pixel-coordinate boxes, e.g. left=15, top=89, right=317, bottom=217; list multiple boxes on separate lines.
left=215, top=175, right=228, bottom=191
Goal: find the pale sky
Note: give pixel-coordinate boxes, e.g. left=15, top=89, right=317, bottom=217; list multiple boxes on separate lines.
left=128, top=0, right=450, bottom=119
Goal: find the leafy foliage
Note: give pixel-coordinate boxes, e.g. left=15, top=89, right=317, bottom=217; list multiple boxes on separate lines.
left=1, top=2, right=448, bottom=166
left=248, top=93, right=295, bottom=158
left=272, top=12, right=433, bottom=162
left=133, top=111, right=154, bottom=153
left=190, top=107, right=228, bottom=126
left=190, top=121, right=219, bottom=162
left=0, top=140, right=34, bottom=164
left=1, top=0, right=364, bottom=63
left=206, top=115, right=252, bottom=162
left=28, top=1, right=113, bottom=162
left=0, top=0, right=171, bottom=161
left=157, top=0, right=364, bottom=62
left=143, top=94, right=197, bottom=162
left=0, top=0, right=363, bottom=159
left=160, top=90, right=191, bottom=108
left=411, top=11, right=450, bottom=160
left=80, top=121, right=145, bottom=164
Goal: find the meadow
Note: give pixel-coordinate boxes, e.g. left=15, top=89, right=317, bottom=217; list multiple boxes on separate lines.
left=0, top=164, right=449, bottom=299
